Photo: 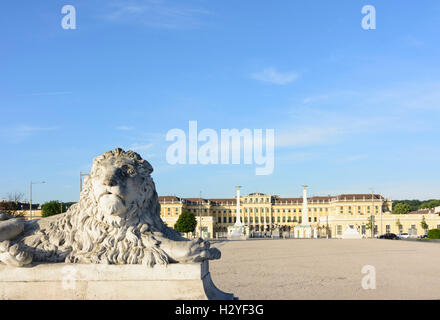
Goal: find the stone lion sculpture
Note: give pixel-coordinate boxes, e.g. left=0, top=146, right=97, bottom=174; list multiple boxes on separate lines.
left=0, top=148, right=220, bottom=267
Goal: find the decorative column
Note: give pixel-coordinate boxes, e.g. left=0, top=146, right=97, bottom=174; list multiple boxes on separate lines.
left=235, top=186, right=242, bottom=225
left=302, top=185, right=309, bottom=226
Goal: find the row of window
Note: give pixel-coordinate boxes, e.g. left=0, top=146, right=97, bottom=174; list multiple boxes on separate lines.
left=216, top=216, right=318, bottom=224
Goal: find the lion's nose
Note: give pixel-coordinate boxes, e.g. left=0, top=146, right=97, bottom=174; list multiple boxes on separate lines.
left=103, top=178, right=118, bottom=187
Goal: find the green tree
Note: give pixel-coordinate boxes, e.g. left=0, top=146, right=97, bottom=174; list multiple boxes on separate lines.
left=365, top=216, right=376, bottom=237
left=42, top=201, right=67, bottom=218
left=419, top=200, right=440, bottom=210
left=420, top=216, right=429, bottom=232
left=174, top=211, right=197, bottom=237
left=393, top=203, right=411, bottom=215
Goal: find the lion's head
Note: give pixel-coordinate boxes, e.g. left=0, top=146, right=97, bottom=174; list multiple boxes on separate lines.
left=82, top=148, right=162, bottom=228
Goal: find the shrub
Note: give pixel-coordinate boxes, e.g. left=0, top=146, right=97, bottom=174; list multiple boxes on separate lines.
left=427, top=229, right=440, bottom=239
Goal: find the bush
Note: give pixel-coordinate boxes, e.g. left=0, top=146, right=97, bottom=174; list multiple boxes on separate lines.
left=427, top=229, right=440, bottom=239
left=42, top=201, right=66, bottom=218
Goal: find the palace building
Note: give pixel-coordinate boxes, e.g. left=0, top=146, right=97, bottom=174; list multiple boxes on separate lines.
left=159, top=190, right=440, bottom=239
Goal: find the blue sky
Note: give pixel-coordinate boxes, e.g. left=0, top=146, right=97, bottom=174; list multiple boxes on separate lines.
left=1, top=0, right=439, bottom=203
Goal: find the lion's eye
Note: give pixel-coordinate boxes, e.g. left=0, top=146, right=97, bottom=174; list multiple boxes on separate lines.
left=127, top=168, right=136, bottom=175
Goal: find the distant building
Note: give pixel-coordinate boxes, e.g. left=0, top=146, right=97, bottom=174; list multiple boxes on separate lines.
left=0, top=200, right=42, bottom=220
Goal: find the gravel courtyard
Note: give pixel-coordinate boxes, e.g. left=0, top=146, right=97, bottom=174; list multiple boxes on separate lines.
left=209, top=239, right=440, bottom=300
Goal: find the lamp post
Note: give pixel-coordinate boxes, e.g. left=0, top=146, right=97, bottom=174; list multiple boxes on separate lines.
left=199, top=191, right=202, bottom=239
left=30, top=181, right=45, bottom=220
left=370, top=188, right=375, bottom=238
left=80, top=172, right=89, bottom=193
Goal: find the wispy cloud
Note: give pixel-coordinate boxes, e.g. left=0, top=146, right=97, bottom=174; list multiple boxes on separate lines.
left=250, top=67, right=299, bottom=85
left=0, top=125, right=58, bottom=143
left=100, top=0, right=211, bottom=29
left=116, top=125, right=134, bottom=131
left=129, top=142, right=154, bottom=151
left=342, top=154, right=367, bottom=162
left=276, top=126, right=343, bottom=147
left=406, top=35, right=424, bottom=47
left=30, top=91, right=72, bottom=96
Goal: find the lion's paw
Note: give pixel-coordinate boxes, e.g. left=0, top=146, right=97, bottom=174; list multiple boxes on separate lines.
left=187, top=238, right=221, bottom=262
left=0, top=241, right=33, bottom=267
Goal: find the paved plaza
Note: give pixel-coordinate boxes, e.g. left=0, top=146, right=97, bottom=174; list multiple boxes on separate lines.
left=210, top=239, right=440, bottom=300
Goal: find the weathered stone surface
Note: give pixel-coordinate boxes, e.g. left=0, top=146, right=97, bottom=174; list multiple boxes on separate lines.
left=0, top=219, right=24, bottom=242
left=0, top=261, right=235, bottom=300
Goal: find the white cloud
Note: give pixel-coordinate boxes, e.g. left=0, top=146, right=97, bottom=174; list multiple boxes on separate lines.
left=116, top=126, right=134, bottom=131
left=250, top=68, right=299, bottom=85
left=276, top=126, right=343, bottom=147
left=100, top=0, right=210, bottom=29
left=30, top=91, right=72, bottom=96
left=129, top=143, right=154, bottom=151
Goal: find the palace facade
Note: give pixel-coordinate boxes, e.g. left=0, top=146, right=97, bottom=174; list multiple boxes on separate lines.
left=159, top=191, right=440, bottom=238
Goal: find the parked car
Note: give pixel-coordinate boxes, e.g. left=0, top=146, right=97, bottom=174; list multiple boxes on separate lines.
left=379, top=233, right=398, bottom=240
left=418, top=234, right=428, bottom=239
left=398, top=233, right=410, bottom=239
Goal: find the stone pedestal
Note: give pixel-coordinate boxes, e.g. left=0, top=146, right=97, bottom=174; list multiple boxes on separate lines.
left=0, top=261, right=235, bottom=300
left=294, top=225, right=317, bottom=239
left=227, top=224, right=249, bottom=240
left=342, top=226, right=362, bottom=239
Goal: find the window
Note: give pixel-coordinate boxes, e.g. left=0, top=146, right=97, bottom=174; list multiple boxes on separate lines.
left=228, top=217, right=232, bottom=223
left=223, top=217, right=227, bottom=223
left=308, top=217, right=311, bottom=222
left=256, top=217, right=259, bottom=223
left=299, top=217, right=302, bottom=223
left=293, top=216, right=297, bottom=222
left=218, top=217, right=221, bottom=223
left=314, top=217, right=317, bottom=222
left=386, top=225, right=390, bottom=233
left=337, top=225, right=342, bottom=235
left=277, top=217, right=280, bottom=222
left=282, top=217, right=286, bottom=222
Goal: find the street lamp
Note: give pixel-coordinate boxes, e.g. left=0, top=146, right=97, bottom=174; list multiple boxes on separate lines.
left=30, top=181, right=45, bottom=220
left=199, top=191, right=202, bottom=239
left=80, top=172, right=89, bottom=193
left=370, top=188, right=375, bottom=238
